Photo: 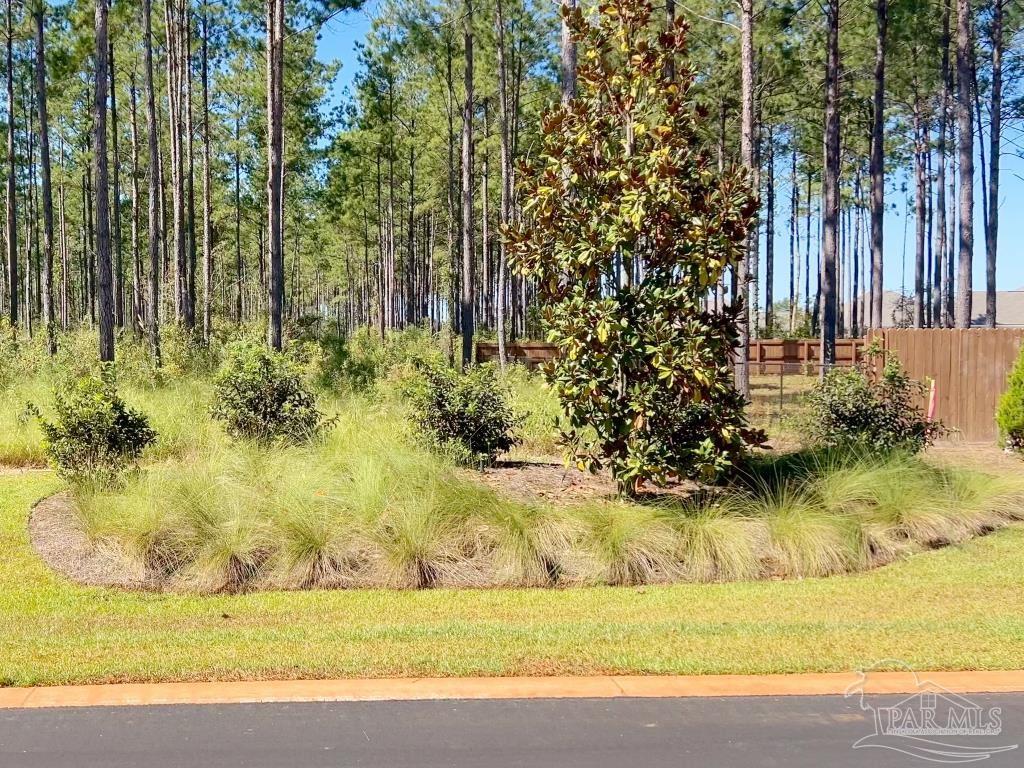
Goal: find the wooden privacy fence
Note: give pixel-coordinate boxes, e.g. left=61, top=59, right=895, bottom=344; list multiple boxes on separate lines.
left=477, top=338, right=867, bottom=372
left=872, top=328, right=1024, bottom=443
left=748, top=338, right=866, bottom=373
left=479, top=330, right=1023, bottom=441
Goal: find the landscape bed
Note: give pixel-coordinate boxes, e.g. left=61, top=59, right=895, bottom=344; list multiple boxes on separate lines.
left=24, top=431, right=1024, bottom=593
left=4, top=470, right=1024, bottom=687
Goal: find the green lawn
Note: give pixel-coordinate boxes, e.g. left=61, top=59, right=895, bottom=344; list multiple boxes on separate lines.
left=3, top=470, right=1024, bottom=687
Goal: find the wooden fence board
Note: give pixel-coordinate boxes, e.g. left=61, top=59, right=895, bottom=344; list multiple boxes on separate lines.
left=478, top=338, right=868, bottom=373
left=877, top=328, right=1023, bottom=443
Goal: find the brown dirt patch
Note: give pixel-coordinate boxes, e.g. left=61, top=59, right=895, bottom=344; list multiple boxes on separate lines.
left=926, top=441, right=1023, bottom=475
left=469, top=461, right=700, bottom=506
left=0, top=466, right=49, bottom=476
left=29, top=493, right=159, bottom=591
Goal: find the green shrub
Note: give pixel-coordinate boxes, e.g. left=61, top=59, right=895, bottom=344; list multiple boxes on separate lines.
left=405, top=362, right=522, bottom=465
left=328, top=325, right=450, bottom=392
left=32, top=368, right=157, bottom=485
left=507, top=1, right=763, bottom=493
left=996, top=346, right=1024, bottom=452
left=803, top=356, right=941, bottom=454
left=211, top=342, right=329, bottom=444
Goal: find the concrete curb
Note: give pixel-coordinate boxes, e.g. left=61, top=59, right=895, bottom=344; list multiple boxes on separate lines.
left=2, top=671, right=1024, bottom=710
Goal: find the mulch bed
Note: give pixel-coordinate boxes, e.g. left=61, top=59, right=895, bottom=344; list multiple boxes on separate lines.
left=468, top=461, right=700, bottom=505
left=29, top=493, right=160, bottom=591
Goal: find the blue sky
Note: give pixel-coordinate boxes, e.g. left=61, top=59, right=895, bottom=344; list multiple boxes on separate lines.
left=314, top=5, right=1024, bottom=298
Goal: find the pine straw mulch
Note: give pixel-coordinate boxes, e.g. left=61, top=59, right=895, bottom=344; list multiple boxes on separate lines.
left=29, top=493, right=161, bottom=591
left=467, top=460, right=701, bottom=506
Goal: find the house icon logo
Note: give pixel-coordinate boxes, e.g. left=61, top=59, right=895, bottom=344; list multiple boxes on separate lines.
left=845, top=661, right=1018, bottom=763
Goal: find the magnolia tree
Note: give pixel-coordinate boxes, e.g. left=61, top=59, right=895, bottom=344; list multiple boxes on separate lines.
left=508, top=0, right=763, bottom=494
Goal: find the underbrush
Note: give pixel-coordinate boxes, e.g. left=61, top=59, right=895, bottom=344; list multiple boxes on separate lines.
left=65, top=438, right=1024, bottom=593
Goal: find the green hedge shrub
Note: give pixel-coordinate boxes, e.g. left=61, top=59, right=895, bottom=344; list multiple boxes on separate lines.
left=211, top=342, right=329, bottom=444
left=803, top=355, right=941, bottom=454
left=406, top=363, right=522, bottom=465
left=33, top=368, right=157, bottom=485
left=996, top=347, right=1024, bottom=452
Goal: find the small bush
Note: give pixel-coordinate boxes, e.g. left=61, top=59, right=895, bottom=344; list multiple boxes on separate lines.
left=996, top=347, right=1024, bottom=452
left=211, top=342, right=330, bottom=444
left=33, top=368, right=157, bottom=485
left=803, top=355, right=941, bottom=454
left=405, top=363, right=522, bottom=465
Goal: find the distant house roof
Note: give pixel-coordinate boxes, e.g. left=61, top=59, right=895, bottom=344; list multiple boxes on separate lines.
left=863, top=290, right=1024, bottom=328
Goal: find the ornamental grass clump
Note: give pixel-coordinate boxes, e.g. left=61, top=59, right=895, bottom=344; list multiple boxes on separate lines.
left=64, top=441, right=1024, bottom=593
left=507, top=0, right=763, bottom=495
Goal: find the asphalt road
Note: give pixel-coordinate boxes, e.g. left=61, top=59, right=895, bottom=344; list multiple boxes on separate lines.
left=2, top=694, right=1023, bottom=768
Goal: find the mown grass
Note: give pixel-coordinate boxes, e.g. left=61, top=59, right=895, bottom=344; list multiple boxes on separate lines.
left=4, top=470, right=1024, bottom=686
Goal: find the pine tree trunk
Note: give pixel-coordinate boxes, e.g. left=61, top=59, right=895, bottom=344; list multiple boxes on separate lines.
left=789, top=148, right=798, bottom=333
left=852, top=173, right=861, bottom=336
left=234, top=108, right=243, bottom=323
left=266, top=0, right=285, bottom=350
left=143, top=0, right=162, bottom=362
left=24, top=80, right=35, bottom=338
left=821, top=0, right=840, bottom=367
left=58, top=141, right=70, bottom=329
left=869, top=0, right=886, bottom=330
left=184, top=12, right=197, bottom=330
left=460, top=0, right=475, bottom=368
left=110, top=41, right=124, bottom=328
left=495, top=0, right=510, bottom=369
left=94, top=0, right=114, bottom=362
left=403, top=132, right=411, bottom=325
left=201, top=3, right=213, bottom=342
left=481, top=102, right=490, bottom=332
left=935, top=1, right=950, bottom=329
left=445, top=35, right=457, bottom=355
left=985, top=0, right=1002, bottom=326
left=6, top=0, right=17, bottom=327
left=913, top=89, right=926, bottom=328
left=34, top=6, right=55, bottom=354
left=129, top=76, right=143, bottom=336
left=560, top=0, right=576, bottom=104
left=954, top=0, right=973, bottom=328
left=805, top=169, right=812, bottom=318
left=764, top=126, right=774, bottom=336
left=165, top=0, right=185, bottom=325
left=736, top=0, right=753, bottom=395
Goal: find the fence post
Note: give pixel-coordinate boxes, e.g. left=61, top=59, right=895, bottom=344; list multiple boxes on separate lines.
left=777, top=363, right=784, bottom=425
